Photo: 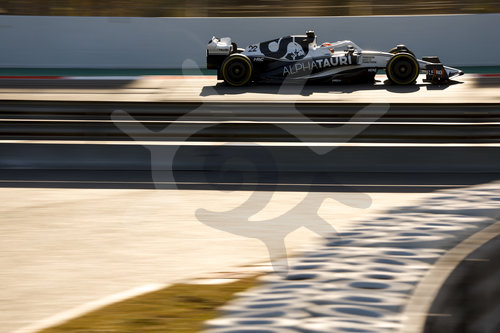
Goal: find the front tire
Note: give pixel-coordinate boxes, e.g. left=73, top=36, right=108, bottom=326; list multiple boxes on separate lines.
left=221, top=54, right=253, bottom=86
left=386, top=53, right=419, bottom=85
left=388, top=45, right=415, bottom=58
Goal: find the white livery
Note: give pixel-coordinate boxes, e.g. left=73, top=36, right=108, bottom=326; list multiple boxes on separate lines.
left=206, top=31, right=464, bottom=86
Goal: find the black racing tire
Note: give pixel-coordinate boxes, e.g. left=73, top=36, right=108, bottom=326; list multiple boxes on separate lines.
left=221, top=54, right=253, bottom=86
left=386, top=53, right=419, bottom=85
left=388, top=46, right=415, bottom=58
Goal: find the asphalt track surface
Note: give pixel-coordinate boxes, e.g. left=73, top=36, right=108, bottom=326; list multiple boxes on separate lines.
left=1, top=74, right=500, bottom=332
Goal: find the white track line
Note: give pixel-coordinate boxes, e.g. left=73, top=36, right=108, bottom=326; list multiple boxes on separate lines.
left=5, top=119, right=500, bottom=126
left=3, top=140, right=500, bottom=147
left=12, top=283, right=167, bottom=333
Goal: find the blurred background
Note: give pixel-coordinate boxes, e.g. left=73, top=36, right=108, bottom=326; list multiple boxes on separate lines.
left=0, top=0, right=499, bottom=17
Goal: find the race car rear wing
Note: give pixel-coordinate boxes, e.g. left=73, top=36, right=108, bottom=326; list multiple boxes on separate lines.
left=207, top=36, right=233, bottom=69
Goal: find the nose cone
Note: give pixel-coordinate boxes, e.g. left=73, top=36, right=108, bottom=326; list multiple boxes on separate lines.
left=447, top=68, right=464, bottom=79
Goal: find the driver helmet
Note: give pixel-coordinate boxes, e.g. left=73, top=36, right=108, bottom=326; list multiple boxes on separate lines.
left=320, top=42, right=335, bottom=53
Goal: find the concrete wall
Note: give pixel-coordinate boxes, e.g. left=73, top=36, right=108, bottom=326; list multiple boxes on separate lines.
left=0, top=14, right=499, bottom=69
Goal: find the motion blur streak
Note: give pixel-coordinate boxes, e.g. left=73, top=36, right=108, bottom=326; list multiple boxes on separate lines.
left=0, top=0, right=499, bottom=16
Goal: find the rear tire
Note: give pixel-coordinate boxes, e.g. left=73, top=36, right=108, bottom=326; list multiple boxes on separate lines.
left=386, top=53, right=419, bottom=85
left=221, top=54, right=253, bottom=86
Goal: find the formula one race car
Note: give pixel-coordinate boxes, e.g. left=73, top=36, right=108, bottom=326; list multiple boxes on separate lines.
left=206, top=31, right=463, bottom=86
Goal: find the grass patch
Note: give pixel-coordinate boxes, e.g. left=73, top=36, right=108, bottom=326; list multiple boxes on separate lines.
left=40, top=276, right=259, bottom=333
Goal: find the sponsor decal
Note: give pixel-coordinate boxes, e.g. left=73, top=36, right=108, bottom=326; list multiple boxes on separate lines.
left=260, top=36, right=310, bottom=60
left=362, top=56, right=376, bottom=64
left=283, top=55, right=354, bottom=76
left=284, top=42, right=306, bottom=60
left=253, top=57, right=265, bottom=62
left=427, top=69, right=444, bottom=76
